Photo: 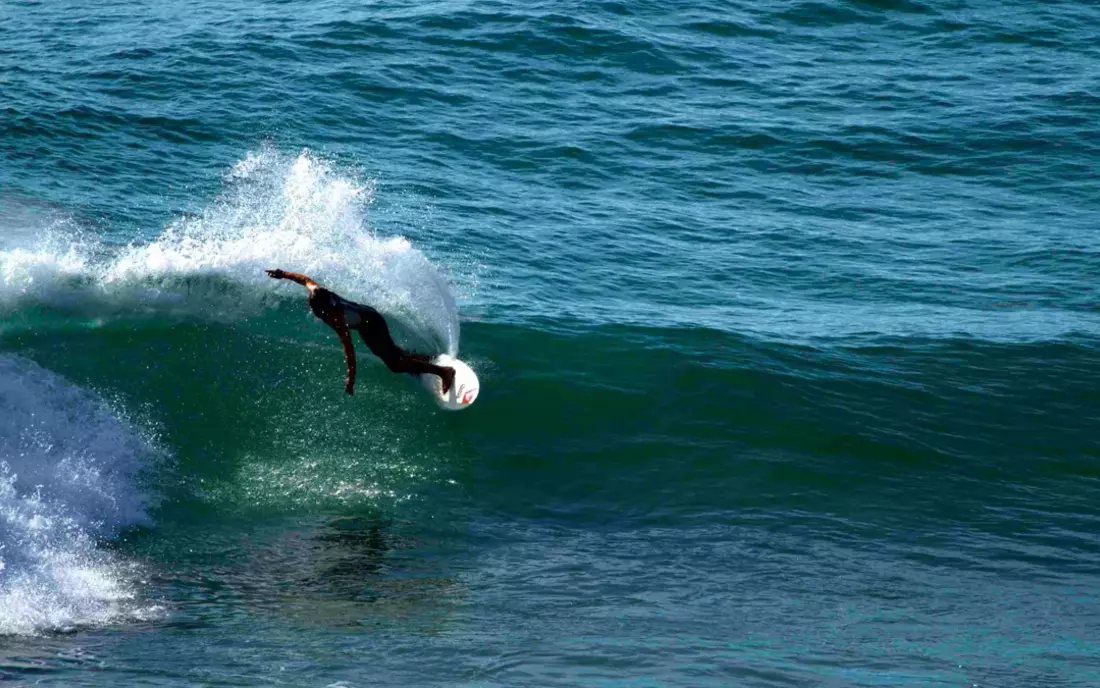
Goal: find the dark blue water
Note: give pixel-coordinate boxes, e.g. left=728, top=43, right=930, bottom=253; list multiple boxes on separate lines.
left=1, top=1, right=1099, bottom=685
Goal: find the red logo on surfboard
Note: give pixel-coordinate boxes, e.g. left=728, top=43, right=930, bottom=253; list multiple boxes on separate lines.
left=461, top=387, right=477, bottom=405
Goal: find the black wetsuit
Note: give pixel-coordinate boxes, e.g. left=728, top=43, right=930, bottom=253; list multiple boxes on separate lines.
left=310, top=287, right=433, bottom=372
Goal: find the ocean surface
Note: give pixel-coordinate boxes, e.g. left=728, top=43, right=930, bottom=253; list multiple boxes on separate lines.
left=1, top=0, right=1098, bottom=685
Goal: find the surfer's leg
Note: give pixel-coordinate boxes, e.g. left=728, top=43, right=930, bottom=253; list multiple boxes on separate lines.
left=380, top=352, right=456, bottom=394
left=353, top=320, right=456, bottom=393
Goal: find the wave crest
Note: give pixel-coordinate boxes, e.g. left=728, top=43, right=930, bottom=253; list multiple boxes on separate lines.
left=1, top=148, right=460, bottom=355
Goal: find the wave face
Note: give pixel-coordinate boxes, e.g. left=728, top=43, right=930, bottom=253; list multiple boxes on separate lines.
left=0, top=355, right=163, bottom=635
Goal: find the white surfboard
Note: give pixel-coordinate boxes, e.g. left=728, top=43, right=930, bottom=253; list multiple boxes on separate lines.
left=420, top=354, right=479, bottom=410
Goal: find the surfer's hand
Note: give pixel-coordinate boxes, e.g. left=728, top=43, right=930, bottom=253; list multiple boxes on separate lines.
left=265, top=268, right=285, bottom=279
left=345, top=378, right=355, bottom=396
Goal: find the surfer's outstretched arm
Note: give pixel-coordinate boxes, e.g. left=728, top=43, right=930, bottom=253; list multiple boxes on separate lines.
left=265, top=268, right=318, bottom=290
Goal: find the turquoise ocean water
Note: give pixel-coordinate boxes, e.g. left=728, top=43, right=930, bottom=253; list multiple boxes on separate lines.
left=1, top=1, right=1098, bottom=685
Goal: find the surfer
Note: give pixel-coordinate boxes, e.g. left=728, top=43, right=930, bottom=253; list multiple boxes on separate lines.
left=265, top=269, right=455, bottom=396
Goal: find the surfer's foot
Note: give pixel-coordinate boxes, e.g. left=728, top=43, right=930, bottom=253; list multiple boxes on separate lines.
left=440, top=367, right=456, bottom=395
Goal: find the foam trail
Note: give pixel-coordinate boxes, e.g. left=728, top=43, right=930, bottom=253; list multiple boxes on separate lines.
left=0, top=148, right=461, bottom=355
left=0, top=355, right=164, bottom=635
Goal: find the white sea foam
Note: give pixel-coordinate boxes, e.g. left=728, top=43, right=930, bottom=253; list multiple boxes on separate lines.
left=0, top=355, right=164, bottom=635
left=0, top=147, right=460, bottom=355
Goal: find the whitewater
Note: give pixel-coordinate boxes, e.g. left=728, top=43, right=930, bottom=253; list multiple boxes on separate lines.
left=0, top=354, right=162, bottom=635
